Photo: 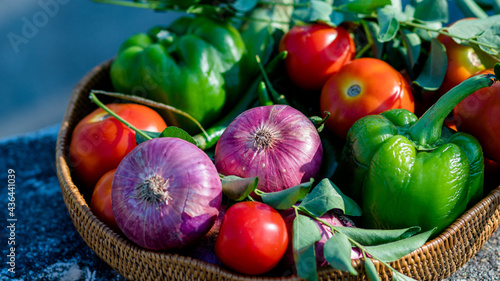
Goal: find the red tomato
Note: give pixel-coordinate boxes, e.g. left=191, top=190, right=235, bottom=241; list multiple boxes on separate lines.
left=90, top=169, right=119, bottom=231
left=453, top=69, right=500, bottom=163
left=437, top=18, right=485, bottom=96
left=320, top=58, right=414, bottom=139
left=69, top=103, right=167, bottom=190
left=214, top=201, right=288, bottom=275
left=279, top=23, right=355, bottom=91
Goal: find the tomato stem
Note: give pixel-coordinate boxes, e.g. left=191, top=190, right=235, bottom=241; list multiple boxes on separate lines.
left=89, top=91, right=153, bottom=141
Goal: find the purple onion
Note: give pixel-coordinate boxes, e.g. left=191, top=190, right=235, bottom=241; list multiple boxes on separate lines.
left=182, top=205, right=227, bottom=266
left=111, top=137, right=222, bottom=251
left=280, top=209, right=362, bottom=269
left=214, top=105, right=323, bottom=193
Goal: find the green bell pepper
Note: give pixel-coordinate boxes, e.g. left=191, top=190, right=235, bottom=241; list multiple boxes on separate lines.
left=334, top=72, right=498, bottom=234
left=109, top=16, right=246, bottom=133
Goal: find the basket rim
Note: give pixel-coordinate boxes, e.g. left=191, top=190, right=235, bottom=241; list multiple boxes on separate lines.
left=56, top=59, right=500, bottom=281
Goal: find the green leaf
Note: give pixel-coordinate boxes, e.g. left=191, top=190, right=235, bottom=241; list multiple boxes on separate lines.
left=299, top=179, right=361, bottom=217
left=231, top=0, right=258, bottom=12
left=293, top=0, right=333, bottom=23
left=413, top=37, right=447, bottom=90
left=476, top=24, right=500, bottom=55
left=377, top=6, right=400, bottom=42
left=361, top=20, right=384, bottom=59
left=455, top=0, right=489, bottom=19
left=221, top=175, right=258, bottom=201
left=259, top=180, right=314, bottom=210
left=393, top=271, right=418, bottom=281
left=400, top=30, right=421, bottom=69
left=335, top=226, right=421, bottom=246
left=294, top=214, right=322, bottom=281
left=345, top=0, right=391, bottom=14
left=135, top=130, right=161, bottom=145
left=364, top=258, right=380, bottom=281
left=323, top=232, right=358, bottom=275
left=390, top=0, right=402, bottom=12
left=158, top=126, right=197, bottom=145
left=363, top=228, right=435, bottom=262
left=447, top=15, right=500, bottom=41
left=414, top=0, right=448, bottom=23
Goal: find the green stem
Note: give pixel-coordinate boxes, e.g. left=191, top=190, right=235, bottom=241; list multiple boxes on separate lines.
left=257, top=0, right=350, bottom=13
left=91, top=90, right=209, bottom=139
left=292, top=205, right=401, bottom=277
left=298, top=207, right=403, bottom=278
left=89, top=92, right=152, bottom=141
left=256, top=55, right=288, bottom=105
left=92, top=0, right=159, bottom=9
left=257, top=0, right=309, bottom=7
left=234, top=15, right=291, bottom=25
left=408, top=74, right=496, bottom=147
left=355, top=42, right=373, bottom=59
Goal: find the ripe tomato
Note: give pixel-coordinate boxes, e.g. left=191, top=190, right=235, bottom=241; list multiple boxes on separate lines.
left=90, top=169, right=119, bottom=231
left=320, top=58, right=414, bottom=139
left=214, top=201, right=288, bottom=275
left=437, top=18, right=485, bottom=96
left=453, top=69, right=500, bottom=163
left=69, top=103, right=167, bottom=190
left=279, top=23, right=355, bottom=91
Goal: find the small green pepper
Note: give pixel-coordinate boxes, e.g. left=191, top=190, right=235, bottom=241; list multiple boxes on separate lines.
left=109, top=16, right=246, bottom=133
left=334, top=72, right=498, bottom=234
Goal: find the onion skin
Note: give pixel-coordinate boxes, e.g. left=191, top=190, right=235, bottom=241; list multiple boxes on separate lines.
left=214, top=105, right=323, bottom=193
left=181, top=205, right=227, bottom=266
left=111, top=137, right=222, bottom=251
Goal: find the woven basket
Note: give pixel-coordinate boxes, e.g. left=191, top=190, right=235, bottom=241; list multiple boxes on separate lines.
left=56, top=60, right=500, bottom=281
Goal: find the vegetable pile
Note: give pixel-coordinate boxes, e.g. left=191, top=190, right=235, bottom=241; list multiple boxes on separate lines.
left=68, top=0, right=500, bottom=280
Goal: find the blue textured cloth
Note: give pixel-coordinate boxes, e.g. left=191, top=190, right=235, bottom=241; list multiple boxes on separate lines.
left=0, top=125, right=125, bottom=281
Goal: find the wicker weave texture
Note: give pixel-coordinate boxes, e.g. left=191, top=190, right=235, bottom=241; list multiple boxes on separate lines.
left=56, top=60, right=500, bottom=281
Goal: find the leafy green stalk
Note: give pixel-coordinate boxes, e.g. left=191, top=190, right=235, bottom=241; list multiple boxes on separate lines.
left=90, top=90, right=208, bottom=139
left=89, top=92, right=152, bottom=141
left=400, top=21, right=500, bottom=51
left=294, top=205, right=432, bottom=281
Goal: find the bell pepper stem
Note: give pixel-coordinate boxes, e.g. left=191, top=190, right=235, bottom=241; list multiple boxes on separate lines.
left=408, top=73, right=497, bottom=147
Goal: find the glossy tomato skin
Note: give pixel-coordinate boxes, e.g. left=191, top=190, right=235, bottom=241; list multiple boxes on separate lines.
left=437, top=18, right=485, bottom=96
left=214, top=201, right=288, bottom=275
left=453, top=69, right=500, bottom=163
left=320, top=58, right=414, bottom=139
left=90, top=169, right=119, bottom=231
left=279, top=23, right=355, bottom=91
left=69, top=103, right=167, bottom=190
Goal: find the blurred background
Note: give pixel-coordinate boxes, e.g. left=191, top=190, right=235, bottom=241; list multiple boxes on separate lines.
left=0, top=0, right=182, bottom=139
left=0, top=0, right=463, bottom=139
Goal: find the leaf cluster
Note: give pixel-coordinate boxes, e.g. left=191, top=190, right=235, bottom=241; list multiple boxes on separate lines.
left=93, top=0, right=500, bottom=93
left=221, top=176, right=434, bottom=281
